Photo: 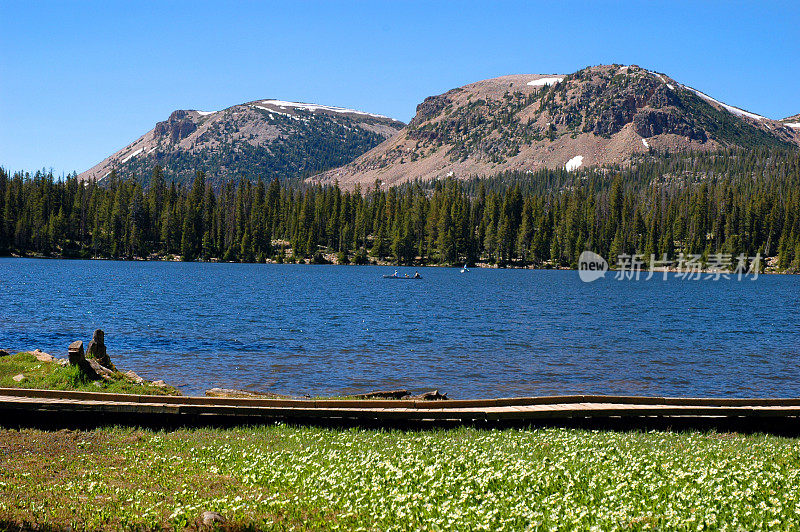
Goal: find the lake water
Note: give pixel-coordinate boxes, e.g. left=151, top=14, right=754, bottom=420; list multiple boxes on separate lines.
left=1, top=258, right=799, bottom=398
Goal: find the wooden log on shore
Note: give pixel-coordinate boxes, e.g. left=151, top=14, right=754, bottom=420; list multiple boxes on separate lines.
left=349, top=389, right=410, bottom=400
left=205, top=387, right=295, bottom=399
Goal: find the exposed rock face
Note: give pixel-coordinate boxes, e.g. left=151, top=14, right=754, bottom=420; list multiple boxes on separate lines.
left=409, top=92, right=455, bottom=127
left=633, top=109, right=707, bottom=141
left=0, top=349, right=10, bottom=357
left=12, top=374, right=25, bottom=382
left=154, top=110, right=198, bottom=143
left=86, top=329, right=114, bottom=370
left=314, top=65, right=800, bottom=188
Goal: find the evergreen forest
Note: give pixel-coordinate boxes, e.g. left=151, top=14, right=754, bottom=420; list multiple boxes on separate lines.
left=2, top=148, right=799, bottom=271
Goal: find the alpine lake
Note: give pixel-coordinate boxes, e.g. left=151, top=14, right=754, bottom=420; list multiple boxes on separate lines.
left=1, top=257, right=798, bottom=399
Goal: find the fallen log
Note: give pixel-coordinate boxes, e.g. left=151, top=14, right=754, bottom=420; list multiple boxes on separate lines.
left=205, top=387, right=295, bottom=399
left=349, top=389, right=410, bottom=400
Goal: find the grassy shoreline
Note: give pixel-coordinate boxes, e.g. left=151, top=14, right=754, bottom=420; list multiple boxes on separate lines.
left=0, top=352, right=180, bottom=396
left=2, top=352, right=800, bottom=530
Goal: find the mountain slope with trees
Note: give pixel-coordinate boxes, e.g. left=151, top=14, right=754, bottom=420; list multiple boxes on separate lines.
left=3, top=148, right=799, bottom=271
left=78, top=101, right=404, bottom=186
left=315, top=65, right=800, bottom=188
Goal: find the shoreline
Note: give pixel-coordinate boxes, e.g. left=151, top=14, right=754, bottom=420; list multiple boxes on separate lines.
left=5, top=386, right=800, bottom=433
left=4, top=350, right=800, bottom=404
left=2, top=253, right=795, bottom=275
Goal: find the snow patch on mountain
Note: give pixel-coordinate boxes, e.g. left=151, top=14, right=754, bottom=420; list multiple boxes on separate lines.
left=651, top=71, right=675, bottom=90
left=786, top=122, right=800, bottom=129
left=527, top=77, right=564, bottom=87
left=682, top=86, right=765, bottom=121
left=254, top=105, right=297, bottom=120
left=565, top=155, right=583, bottom=171
left=642, top=138, right=649, bottom=148
left=259, top=100, right=390, bottom=119
left=119, top=148, right=143, bottom=164
left=196, top=110, right=215, bottom=116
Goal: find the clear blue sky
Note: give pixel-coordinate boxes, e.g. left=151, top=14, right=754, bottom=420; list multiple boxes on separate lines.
left=1, top=0, right=798, bottom=176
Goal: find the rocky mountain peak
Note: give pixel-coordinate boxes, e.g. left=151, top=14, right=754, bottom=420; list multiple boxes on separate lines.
left=153, top=110, right=199, bottom=143
left=314, top=65, right=799, bottom=188
left=79, top=100, right=404, bottom=185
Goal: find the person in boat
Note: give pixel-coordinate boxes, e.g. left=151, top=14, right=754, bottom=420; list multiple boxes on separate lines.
left=404, top=273, right=409, bottom=278
left=394, top=269, right=398, bottom=277
left=413, top=271, right=421, bottom=279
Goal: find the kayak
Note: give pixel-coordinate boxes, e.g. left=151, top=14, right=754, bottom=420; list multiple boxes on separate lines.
left=382, top=275, right=422, bottom=279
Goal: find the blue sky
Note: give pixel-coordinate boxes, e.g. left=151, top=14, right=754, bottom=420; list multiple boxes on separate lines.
left=1, top=0, right=798, bottom=176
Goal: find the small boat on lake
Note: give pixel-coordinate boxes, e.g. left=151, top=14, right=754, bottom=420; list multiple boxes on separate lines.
left=383, top=271, right=422, bottom=279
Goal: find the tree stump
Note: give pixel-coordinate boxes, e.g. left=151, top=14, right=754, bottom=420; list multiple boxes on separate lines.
left=68, top=340, right=100, bottom=380
left=68, top=341, right=84, bottom=366
left=86, top=329, right=115, bottom=370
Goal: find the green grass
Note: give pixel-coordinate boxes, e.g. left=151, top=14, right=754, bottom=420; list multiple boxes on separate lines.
left=1, top=425, right=799, bottom=530
left=0, top=352, right=180, bottom=396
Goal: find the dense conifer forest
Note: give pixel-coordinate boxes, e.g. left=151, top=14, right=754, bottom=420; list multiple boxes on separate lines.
left=1, top=148, right=799, bottom=271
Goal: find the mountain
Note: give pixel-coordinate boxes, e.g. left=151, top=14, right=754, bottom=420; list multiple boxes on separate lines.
left=782, top=114, right=800, bottom=128
left=78, top=100, right=405, bottom=185
left=313, top=65, right=800, bottom=188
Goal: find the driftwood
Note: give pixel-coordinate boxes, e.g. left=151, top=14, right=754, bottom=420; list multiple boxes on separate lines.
left=205, top=388, right=295, bottom=399
left=350, top=389, right=449, bottom=401
left=408, top=390, right=449, bottom=401
left=204, top=388, right=449, bottom=401
left=350, top=389, right=410, bottom=400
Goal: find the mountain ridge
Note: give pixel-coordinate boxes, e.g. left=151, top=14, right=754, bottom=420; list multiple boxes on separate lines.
left=313, top=65, right=800, bottom=188
left=78, top=99, right=405, bottom=185
left=782, top=113, right=800, bottom=127
left=78, top=65, right=799, bottom=188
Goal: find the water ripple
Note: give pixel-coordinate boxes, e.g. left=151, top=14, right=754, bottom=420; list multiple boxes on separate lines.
left=1, top=258, right=799, bottom=398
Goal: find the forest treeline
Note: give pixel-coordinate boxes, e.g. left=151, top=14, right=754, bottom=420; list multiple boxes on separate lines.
left=1, top=148, right=799, bottom=270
